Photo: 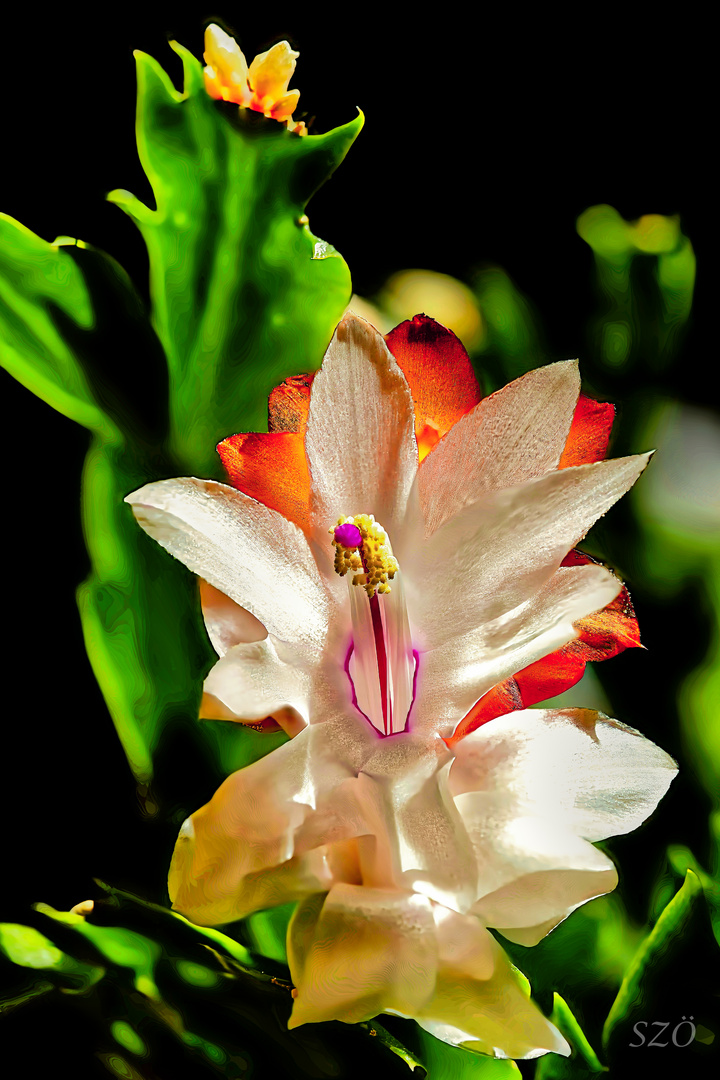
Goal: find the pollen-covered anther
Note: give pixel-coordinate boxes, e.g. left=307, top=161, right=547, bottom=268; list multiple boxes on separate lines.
left=330, top=515, right=399, bottom=598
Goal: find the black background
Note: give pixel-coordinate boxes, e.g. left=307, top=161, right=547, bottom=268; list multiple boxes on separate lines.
left=0, top=5, right=713, bottom=1075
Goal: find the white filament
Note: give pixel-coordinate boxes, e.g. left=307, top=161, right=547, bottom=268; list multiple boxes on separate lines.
left=347, top=569, right=416, bottom=736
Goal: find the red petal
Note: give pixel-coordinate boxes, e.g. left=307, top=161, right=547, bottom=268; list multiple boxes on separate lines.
left=558, top=393, right=615, bottom=468
left=268, top=372, right=315, bottom=433
left=385, top=315, right=482, bottom=461
left=217, top=431, right=310, bottom=531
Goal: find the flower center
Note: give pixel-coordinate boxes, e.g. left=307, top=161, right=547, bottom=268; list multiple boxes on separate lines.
left=331, top=515, right=415, bottom=736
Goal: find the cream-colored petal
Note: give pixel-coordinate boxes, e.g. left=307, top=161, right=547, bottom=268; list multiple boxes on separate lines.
left=419, top=360, right=581, bottom=536
left=457, top=802, right=619, bottom=939
left=402, top=453, right=652, bottom=649
left=361, top=735, right=478, bottom=911
left=200, top=580, right=267, bottom=655
left=168, top=718, right=372, bottom=925
left=415, top=908, right=569, bottom=1059
left=305, top=313, right=418, bottom=540
left=490, top=866, right=618, bottom=945
left=202, top=636, right=314, bottom=723
left=288, top=884, right=439, bottom=1027
left=125, top=478, right=330, bottom=649
left=411, top=562, right=621, bottom=737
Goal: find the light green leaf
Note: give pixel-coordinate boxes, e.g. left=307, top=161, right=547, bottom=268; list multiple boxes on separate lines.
left=414, top=1028, right=521, bottom=1077
left=0, top=921, right=104, bottom=991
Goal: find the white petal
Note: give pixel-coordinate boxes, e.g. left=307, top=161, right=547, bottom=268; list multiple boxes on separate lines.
left=414, top=905, right=570, bottom=1059
left=457, top=801, right=619, bottom=941
left=304, top=313, right=418, bottom=538
left=412, top=562, right=621, bottom=737
left=202, top=636, right=314, bottom=723
left=168, top=719, right=372, bottom=925
left=450, top=708, right=678, bottom=835
left=125, top=478, right=330, bottom=648
left=363, top=736, right=479, bottom=911
left=288, top=885, right=439, bottom=1027
left=402, top=453, right=652, bottom=648
left=418, top=360, right=580, bottom=535
left=199, top=581, right=267, bottom=655
left=448, top=709, right=676, bottom=937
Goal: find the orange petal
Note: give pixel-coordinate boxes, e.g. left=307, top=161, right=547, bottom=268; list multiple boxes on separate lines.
left=448, top=677, right=523, bottom=746
left=268, top=372, right=315, bottom=433
left=560, top=549, right=641, bottom=657
left=385, top=315, right=482, bottom=461
left=217, top=431, right=310, bottom=531
left=513, top=647, right=587, bottom=707
left=558, top=393, right=615, bottom=468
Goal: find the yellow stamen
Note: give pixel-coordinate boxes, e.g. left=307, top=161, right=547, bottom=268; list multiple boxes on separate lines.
left=330, top=515, right=399, bottom=597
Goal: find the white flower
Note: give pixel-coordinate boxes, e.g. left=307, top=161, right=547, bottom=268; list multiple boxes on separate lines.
left=126, top=313, right=676, bottom=1058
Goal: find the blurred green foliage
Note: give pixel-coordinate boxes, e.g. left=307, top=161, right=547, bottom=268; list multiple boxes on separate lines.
left=0, top=885, right=428, bottom=1079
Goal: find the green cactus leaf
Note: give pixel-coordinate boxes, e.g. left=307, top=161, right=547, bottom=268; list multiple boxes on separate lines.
left=0, top=217, right=140, bottom=441
left=109, top=43, right=362, bottom=476
left=602, top=870, right=718, bottom=1067
left=535, top=993, right=606, bottom=1077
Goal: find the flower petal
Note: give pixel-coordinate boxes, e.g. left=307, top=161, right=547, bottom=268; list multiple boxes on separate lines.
left=217, top=432, right=310, bottom=531
left=125, top=478, right=330, bottom=648
left=448, top=709, right=676, bottom=936
left=203, top=24, right=250, bottom=105
left=247, top=41, right=298, bottom=102
left=268, top=89, right=300, bottom=122
left=384, top=315, right=481, bottom=460
left=450, top=708, right=677, bottom=835
left=199, top=580, right=267, bottom=655
left=402, top=453, right=652, bottom=648
left=288, top=885, right=439, bottom=1026
left=168, top=719, right=372, bottom=925
left=558, top=393, right=615, bottom=468
left=201, top=636, right=314, bottom=724
left=457, top=802, right=618, bottom=943
left=416, top=360, right=581, bottom=537
left=361, top=734, right=479, bottom=911
left=268, top=372, right=315, bottom=432
left=414, top=562, right=621, bottom=738
left=304, top=313, right=418, bottom=537
left=414, top=905, right=570, bottom=1059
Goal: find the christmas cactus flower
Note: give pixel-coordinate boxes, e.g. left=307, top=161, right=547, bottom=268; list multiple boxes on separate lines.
left=203, top=23, right=307, bottom=134
left=126, top=314, right=676, bottom=1058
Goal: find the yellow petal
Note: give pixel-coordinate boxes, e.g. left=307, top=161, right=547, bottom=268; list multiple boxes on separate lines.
left=248, top=41, right=299, bottom=102
left=203, top=24, right=250, bottom=105
left=268, top=89, right=301, bottom=123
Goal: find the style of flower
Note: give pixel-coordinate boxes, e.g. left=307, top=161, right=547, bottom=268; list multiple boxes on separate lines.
left=203, top=23, right=307, bottom=135
left=126, top=314, right=676, bottom=1059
